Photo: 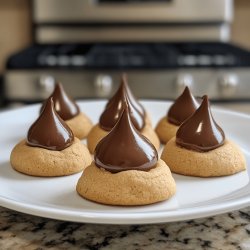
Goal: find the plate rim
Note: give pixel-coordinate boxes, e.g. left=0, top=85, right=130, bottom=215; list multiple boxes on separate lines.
left=0, top=100, right=249, bottom=224
left=0, top=194, right=249, bottom=224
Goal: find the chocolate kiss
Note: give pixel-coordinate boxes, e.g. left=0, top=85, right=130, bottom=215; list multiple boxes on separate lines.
left=99, top=74, right=145, bottom=131
left=95, top=107, right=158, bottom=173
left=27, top=97, right=74, bottom=151
left=176, top=95, right=225, bottom=152
left=168, top=86, right=199, bottom=125
left=41, top=82, right=79, bottom=120
left=120, top=74, right=145, bottom=117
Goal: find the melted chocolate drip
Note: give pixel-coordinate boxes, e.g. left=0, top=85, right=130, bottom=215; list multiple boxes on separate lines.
left=176, top=95, right=225, bottom=152
left=168, top=86, right=199, bottom=125
left=41, top=82, right=80, bottom=120
left=95, top=107, right=158, bottom=173
left=27, top=97, right=74, bottom=151
left=99, top=74, right=145, bottom=131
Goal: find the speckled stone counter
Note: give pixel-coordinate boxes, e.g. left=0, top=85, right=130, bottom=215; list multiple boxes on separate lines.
left=0, top=105, right=249, bottom=249
left=0, top=206, right=249, bottom=250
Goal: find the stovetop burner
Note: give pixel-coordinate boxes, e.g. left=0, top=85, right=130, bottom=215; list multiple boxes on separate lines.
left=7, top=42, right=250, bottom=70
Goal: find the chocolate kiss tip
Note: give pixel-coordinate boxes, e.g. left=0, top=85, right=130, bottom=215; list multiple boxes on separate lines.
left=41, top=97, right=54, bottom=117
left=95, top=107, right=158, bottom=173
left=184, top=86, right=190, bottom=93
left=46, top=96, right=52, bottom=106
left=99, top=74, right=145, bottom=131
left=202, top=95, right=209, bottom=102
left=176, top=95, right=225, bottom=152
left=54, top=81, right=64, bottom=93
left=27, top=97, right=74, bottom=151
left=48, top=81, right=79, bottom=120
left=53, top=81, right=62, bottom=91
left=120, top=74, right=145, bottom=115
left=200, top=95, right=209, bottom=109
left=121, top=73, right=128, bottom=85
left=182, top=86, right=194, bottom=99
left=55, top=81, right=60, bottom=87
left=167, top=86, right=198, bottom=126
left=122, top=72, right=127, bottom=79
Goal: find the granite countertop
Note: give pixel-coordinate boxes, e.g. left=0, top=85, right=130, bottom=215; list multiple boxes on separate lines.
left=0, top=105, right=249, bottom=250
left=0, top=206, right=249, bottom=250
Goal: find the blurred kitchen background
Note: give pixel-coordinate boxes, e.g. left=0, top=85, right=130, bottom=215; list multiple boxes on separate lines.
left=0, top=0, right=250, bottom=112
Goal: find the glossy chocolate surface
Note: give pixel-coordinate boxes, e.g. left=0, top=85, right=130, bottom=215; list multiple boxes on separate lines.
left=176, top=95, right=225, bottom=152
left=121, top=74, right=145, bottom=117
left=95, top=107, right=158, bottom=173
left=41, top=82, right=80, bottom=120
left=168, top=86, right=199, bottom=125
left=27, top=97, right=74, bottom=151
left=99, top=75, right=145, bottom=131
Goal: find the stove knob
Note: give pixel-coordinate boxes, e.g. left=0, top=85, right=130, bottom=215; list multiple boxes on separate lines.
left=94, top=75, right=113, bottom=97
left=219, top=73, right=239, bottom=96
left=176, top=73, right=194, bottom=92
left=38, top=75, right=55, bottom=97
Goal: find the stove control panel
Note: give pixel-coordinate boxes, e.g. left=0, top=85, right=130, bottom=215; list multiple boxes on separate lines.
left=94, top=75, right=113, bottom=97
left=175, top=73, right=194, bottom=92
left=218, top=73, right=239, bottom=97
left=38, top=75, right=55, bottom=97
left=5, top=43, right=250, bottom=103
left=4, top=69, right=250, bottom=103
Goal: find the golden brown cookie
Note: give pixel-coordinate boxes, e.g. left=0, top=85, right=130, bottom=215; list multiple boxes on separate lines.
left=145, top=112, right=152, bottom=126
left=10, top=138, right=92, bottom=177
left=66, top=112, right=93, bottom=140
left=155, top=117, right=178, bottom=144
left=87, top=124, right=109, bottom=154
left=161, top=137, right=246, bottom=177
left=87, top=123, right=160, bottom=154
left=76, top=159, right=176, bottom=206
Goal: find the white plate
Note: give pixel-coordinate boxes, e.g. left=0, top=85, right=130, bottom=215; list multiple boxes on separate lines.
left=0, top=100, right=249, bottom=225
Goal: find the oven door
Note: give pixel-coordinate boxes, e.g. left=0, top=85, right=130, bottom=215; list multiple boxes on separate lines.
left=33, top=0, right=232, bottom=43
left=34, top=0, right=232, bottom=23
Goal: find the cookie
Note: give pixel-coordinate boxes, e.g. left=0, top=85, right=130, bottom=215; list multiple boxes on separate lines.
left=10, top=138, right=92, bottom=177
left=145, top=112, right=152, bottom=126
left=161, top=137, right=246, bottom=177
left=76, top=159, right=176, bottom=205
left=155, top=117, right=178, bottom=144
left=87, top=124, right=109, bottom=154
left=66, top=112, right=93, bottom=140
left=161, top=95, right=247, bottom=177
left=78, top=106, right=176, bottom=205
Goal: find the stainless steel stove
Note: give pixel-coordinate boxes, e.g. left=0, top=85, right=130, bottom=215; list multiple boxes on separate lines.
left=4, top=0, right=250, bottom=108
